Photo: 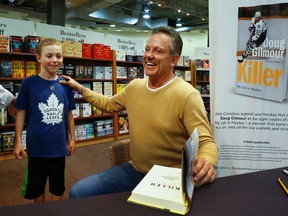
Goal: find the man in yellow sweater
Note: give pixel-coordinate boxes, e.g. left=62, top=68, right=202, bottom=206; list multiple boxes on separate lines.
left=61, top=26, right=218, bottom=198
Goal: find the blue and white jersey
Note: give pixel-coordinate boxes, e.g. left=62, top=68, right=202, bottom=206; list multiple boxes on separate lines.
left=15, top=75, right=76, bottom=158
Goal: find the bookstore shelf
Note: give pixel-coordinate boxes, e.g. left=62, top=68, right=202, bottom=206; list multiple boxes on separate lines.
left=192, top=59, right=210, bottom=121
left=0, top=50, right=193, bottom=157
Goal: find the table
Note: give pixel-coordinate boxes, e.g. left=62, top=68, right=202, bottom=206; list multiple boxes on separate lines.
left=1, top=167, right=287, bottom=216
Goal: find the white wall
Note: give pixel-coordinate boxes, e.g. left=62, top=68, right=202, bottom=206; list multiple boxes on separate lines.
left=103, top=30, right=208, bottom=59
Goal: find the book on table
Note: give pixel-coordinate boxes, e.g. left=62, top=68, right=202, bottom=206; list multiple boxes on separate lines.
left=127, top=128, right=199, bottom=215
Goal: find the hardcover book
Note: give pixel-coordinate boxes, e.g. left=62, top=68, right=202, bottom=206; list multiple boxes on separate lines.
left=24, top=35, right=40, bottom=53
left=12, top=60, right=25, bottom=78
left=0, top=36, right=9, bottom=52
left=127, top=128, right=199, bottom=215
left=25, top=61, right=38, bottom=77
left=1, top=131, right=15, bottom=152
left=10, top=36, right=23, bottom=52
left=0, top=108, right=7, bottom=125
left=0, top=61, right=12, bottom=77
left=75, top=65, right=84, bottom=78
left=82, top=43, right=92, bottom=58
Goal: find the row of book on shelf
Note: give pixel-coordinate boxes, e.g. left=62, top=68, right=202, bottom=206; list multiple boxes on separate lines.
left=0, top=61, right=145, bottom=81
left=0, top=35, right=112, bottom=60
left=195, top=84, right=210, bottom=95
left=196, top=59, right=210, bottom=69
left=0, top=115, right=129, bottom=152
left=196, top=70, right=209, bottom=81
left=1, top=35, right=192, bottom=66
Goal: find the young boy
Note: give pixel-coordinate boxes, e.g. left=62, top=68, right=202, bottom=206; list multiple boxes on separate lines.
left=13, top=38, right=76, bottom=203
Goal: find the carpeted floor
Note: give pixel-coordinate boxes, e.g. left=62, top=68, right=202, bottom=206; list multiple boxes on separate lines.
left=0, top=141, right=112, bottom=207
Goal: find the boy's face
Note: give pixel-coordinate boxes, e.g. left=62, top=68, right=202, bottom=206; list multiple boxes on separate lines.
left=36, top=44, right=63, bottom=74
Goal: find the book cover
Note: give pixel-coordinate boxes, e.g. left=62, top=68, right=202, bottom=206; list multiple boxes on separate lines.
left=202, top=59, right=210, bottom=68
left=12, top=60, right=25, bottom=78
left=105, top=119, right=114, bottom=135
left=85, top=123, right=95, bottom=139
left=82, top=43, right=92, bottom=58
left=103, top=82, right=113, bottom=96
left=116, top=50, right=126, bottom=61
left=1, top=131, right=15, bottom=152
left=118, top=116, right=129, bottom=134
left=0, top=108, right=7, bottom=125
left=93, top=43, right=104, bottom=59
left=116, top=66, right=127, bottom=78
left=93, top=66, right=104, bottom=79
left=72, top=103, right=80, bottom=118
left=127, top=67, right=137, bottom=79
left=75, top=65, right=84, bottom=78
left=81, top=103, right=92, bottom=117
left=9, top=36, right=23, bottom=52
left=93, top=120, right=106, bottom=137
left=84, top=66, right=93, bottom=79
left=127, top=128, right=199, bottom=215
left=24, top=35, right=40, bottom=53
left=64, top=63, right=75, bottom=78
left=93, top=82, right=103, bottom=94
left=235, top=3, right=288, bottom=102
left=0, top=36, right=9, bottom=52
left=0, top=61, right=12, bottom=77
left=25, top=61, right=38, bottom=77
left=103, top=45, right=112, bottom=60
left=72, top=42, right=82, bottom=57
left=104, top=66, right=112, bottom=80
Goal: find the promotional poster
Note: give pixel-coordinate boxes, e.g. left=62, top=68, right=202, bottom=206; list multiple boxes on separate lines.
left=210, top=0, right=288, bottom=177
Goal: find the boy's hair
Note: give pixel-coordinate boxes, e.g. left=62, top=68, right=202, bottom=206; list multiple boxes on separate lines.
left=36, top=38, right=62, bottom=55
left=151, top=26, right=183, bottom=56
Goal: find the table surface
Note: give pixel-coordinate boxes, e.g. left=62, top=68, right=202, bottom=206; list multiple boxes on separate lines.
left=1, top=166, right=288, bottom=216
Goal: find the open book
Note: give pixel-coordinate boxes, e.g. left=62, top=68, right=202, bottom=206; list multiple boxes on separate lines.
left=127, top=128, right=199, bottom=215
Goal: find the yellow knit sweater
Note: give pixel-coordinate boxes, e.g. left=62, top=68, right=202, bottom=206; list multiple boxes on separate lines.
left=82, top=77, right=218, bottom=173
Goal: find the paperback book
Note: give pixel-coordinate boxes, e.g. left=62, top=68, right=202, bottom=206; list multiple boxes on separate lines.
left=127, top=128, right=199, bottom=215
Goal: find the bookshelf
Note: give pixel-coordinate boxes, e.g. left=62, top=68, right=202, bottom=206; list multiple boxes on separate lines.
left=192, top=47, right=210, bottom=121
left=0, top=50, right=193, bottom=158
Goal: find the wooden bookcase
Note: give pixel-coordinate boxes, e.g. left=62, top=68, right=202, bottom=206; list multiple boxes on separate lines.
left=0, top=50, right=193, bottom=158
left=192, top=59, right=210, bottom=121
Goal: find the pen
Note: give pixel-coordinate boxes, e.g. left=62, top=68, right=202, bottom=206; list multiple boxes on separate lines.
left=283, top=169, right=288, bottom=176
left=278, top=178, right=288, bottom=195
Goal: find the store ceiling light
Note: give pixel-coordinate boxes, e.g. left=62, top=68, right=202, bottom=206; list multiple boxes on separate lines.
left=176, top=18, right=182, bottom=27
left=143, top=6, right=150, bottom=19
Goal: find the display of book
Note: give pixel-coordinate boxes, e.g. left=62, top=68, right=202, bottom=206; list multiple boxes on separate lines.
left=127, top=128, right=199, bottom=215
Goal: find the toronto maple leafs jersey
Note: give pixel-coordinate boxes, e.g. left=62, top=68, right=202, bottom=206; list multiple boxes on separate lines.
left=15, top=75, right=76, bottom=157
left=250, top=18, right=267, bottom=37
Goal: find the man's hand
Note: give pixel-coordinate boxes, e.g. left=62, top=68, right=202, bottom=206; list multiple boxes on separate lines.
left=59, top=75, right=83, bottom=93
left=192, top=157, right=217, bottom=187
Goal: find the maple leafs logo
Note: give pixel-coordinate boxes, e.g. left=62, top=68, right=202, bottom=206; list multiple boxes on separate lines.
left=38, top=93, right=64, bottom=125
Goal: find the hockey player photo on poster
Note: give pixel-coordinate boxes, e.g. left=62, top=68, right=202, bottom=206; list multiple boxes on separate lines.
left=235, top=3, right=288, bottom=102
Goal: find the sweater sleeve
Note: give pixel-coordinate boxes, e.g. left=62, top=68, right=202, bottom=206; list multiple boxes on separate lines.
left=184, top=91, right=219, bottom=167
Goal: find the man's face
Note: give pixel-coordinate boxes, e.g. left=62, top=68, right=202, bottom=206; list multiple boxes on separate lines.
left=143, top=33, right=176, bottom=78
left=255, top=17, right=261, bottom=23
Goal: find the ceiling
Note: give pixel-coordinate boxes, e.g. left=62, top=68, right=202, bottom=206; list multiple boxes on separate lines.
left=0, top=0, right=209, bottom=32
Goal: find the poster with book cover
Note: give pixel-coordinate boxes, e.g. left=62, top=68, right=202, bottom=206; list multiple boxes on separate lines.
left=210, top=0, right=288, bottom=178
left=235, top=3, right=288, bottom=102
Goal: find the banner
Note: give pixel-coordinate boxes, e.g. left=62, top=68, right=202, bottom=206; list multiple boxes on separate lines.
left=0, top=17, right=35, bottom=36
left=36, top=23, right=105, bottom=44
left=210, top=0, right=288, bottom=177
